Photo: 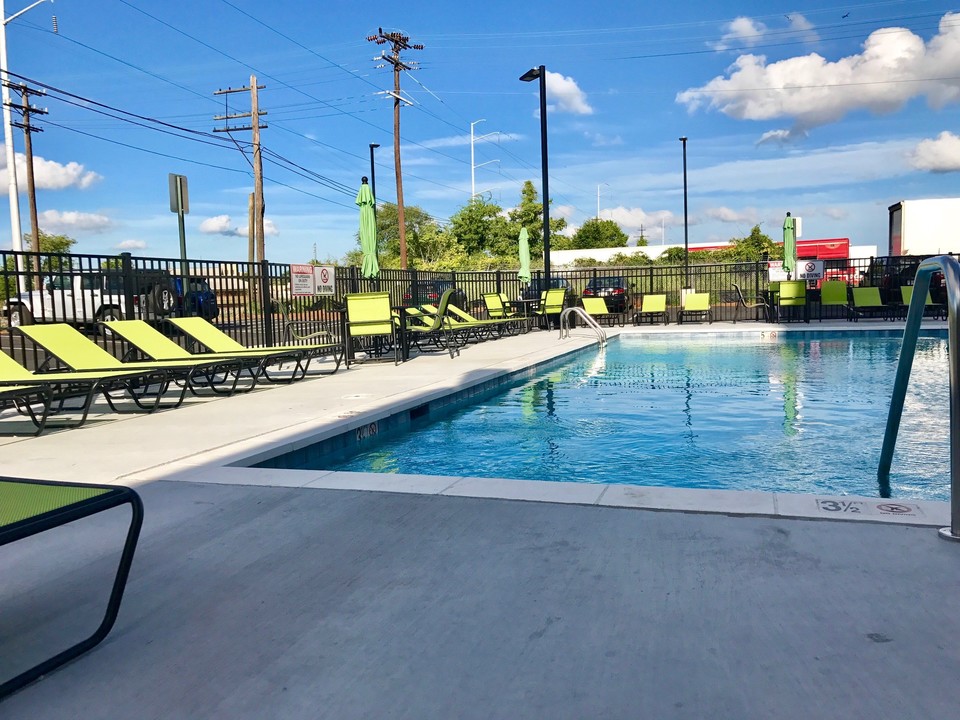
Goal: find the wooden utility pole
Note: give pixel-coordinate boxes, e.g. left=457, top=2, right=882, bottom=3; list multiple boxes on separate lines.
left=367, top=28, right=423, bottom=270
left=6, top=82, right=46, bottom=255
left=213, top=77, right=267, bottom=261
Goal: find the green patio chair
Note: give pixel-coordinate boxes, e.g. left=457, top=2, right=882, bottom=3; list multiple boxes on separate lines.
left=633, top=294, right=668, bottom=325
left=17, top=323, right=248, bottom=399
left=581, top=296, right=623, bottom=327
left=344, top=291, right=400, bottom=366
left=0, top=345, right=180, bottom=421
left=103, top=319, right=315, bottom=385
left=277, top=301, right=335, bottom=344
left=481, top=293, right=519, bottom=320
left=777, top=280, right=808, bottom=323
left=678, top=292, right=712, bottom=324
left=849, top=286, right=890, bottom=321
left=818, top=280, right=849, bottom=322
left=900, top=285, right=946, bottom=320
left=168, top=316, right=343, bottom=376
left=0, top=476, right=142, bottom=699
left=533, top=288, right=567, bottom=329
left=732, top=284, right=769, bottom=323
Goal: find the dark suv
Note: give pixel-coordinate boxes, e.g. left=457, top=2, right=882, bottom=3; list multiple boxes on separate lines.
left=402, top=280, right=467, bottom=309
left=174, top=276, right=219, bottom=319
left=582, top=276, right=632, bottom=313
left=520, top=277, right=577, bottom=307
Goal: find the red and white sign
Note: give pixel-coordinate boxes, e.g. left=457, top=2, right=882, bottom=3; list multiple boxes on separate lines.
left=290, top=264, right=336, bottom=296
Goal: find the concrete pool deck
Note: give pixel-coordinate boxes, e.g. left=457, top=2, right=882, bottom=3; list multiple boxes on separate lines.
left=2, top=319, right=958, bottom=718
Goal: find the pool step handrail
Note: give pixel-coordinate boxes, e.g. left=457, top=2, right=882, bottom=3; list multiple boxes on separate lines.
left=878, top=255, right=959, bottom=542
left=559, top=307, right=607, bottom=347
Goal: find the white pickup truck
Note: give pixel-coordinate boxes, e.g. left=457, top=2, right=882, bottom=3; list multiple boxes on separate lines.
left=3, top=270, right=176, bottom=332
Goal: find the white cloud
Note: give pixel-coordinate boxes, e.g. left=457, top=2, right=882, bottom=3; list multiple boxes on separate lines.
left=545, top=71, right=593, bottom=115
left=711, top=17, right=767, bottom=51
left=199, top=214, right=279, bottom=237
left=38, top=209, right=111, bottom=233
left=678, top=12, right=960, bottom=134
left=705, top=206, right=760, bottom=223
left=909, top=131, right=960, bottom=172
left=788, top=14, right=819, bottom=44
left=0, top=153, right=101, bottom=190
left=757, top=128, right=808, bottom=146
left=605, top=206, right=679, bottom=233
left=584, top=131, right=623, bottom=147
left=116, top=239, right=147, bottom=250
left=420, top=131, right=514, bottom=149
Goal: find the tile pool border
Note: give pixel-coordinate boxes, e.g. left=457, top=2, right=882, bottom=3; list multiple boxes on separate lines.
left=188, top=325, right=953, bottom=530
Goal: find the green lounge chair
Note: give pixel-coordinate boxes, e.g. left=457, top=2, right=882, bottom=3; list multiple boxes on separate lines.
left=17, top=323, right=246, bottom=399
left=102, top=319, right=314, bottom=385
left=0, top=476, right=142, bottom=699
left=732, top=284, right=769, bottom=323
left=818, top=280, right=849, bottom=321
left=0, top=346, right=181, bottom=422
left=777, top=280, right=808, bottom=323
left=0, top=383, right=51, bottom=435
left=344, top=292, right=400, bottom=366
left=678, top=292, right=712, bottom=324
left=849, top=287, right=890, bottom=321
left=427, top=302, right=520, bottom=341
left=403, top=289, right=460, bottom=357
left=900, top=285, right=946, bottom=320
left=168, top=316, right=343, bottom=377
left=633, top=294, right=668, bottom=325
left=581, top=296, right=623, bottom=327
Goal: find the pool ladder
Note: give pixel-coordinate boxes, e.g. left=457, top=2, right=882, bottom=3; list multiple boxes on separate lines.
left=878, top=255, right=959, bottom=542
left=558, top=307, right=607, bottom=347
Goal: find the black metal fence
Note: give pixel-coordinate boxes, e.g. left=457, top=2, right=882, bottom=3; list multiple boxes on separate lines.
left=1, top=249, right=945, bottom=367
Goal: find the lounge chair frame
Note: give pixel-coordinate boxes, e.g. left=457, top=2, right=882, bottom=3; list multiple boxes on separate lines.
left=0, top=476, right=142, bottom=700
left=633, top=294, right=668, bottom=325
left=678, top=292, right=713, bottom=324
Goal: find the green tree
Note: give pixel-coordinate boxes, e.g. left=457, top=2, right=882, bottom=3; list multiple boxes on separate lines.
left=368, top=202, right=441, bottom=268
left=728, top=225, right=779, bottom=261
left=3, top=230, right=78, bottom=300
left=571, top=218, right=629, bottom=249
left=448, top=198, right=505, bottom=256
left=507, top=180, right=567, bottom=253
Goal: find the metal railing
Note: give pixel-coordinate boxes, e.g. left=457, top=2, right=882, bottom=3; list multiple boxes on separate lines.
left=878, top=255, right=959, bottom=542
left=558, top=307, right=606, bottom=347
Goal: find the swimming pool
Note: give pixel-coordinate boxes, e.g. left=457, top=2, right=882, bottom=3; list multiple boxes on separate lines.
left=276, top=332, right=951, bottom=501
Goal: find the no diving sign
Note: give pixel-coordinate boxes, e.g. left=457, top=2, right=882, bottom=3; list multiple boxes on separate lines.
left=290, top=264, right=336, bottom=296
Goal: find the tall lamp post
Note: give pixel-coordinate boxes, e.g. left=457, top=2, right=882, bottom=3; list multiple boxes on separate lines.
left=520, top=65, right=550, bottom=289
left=679, top=136, right=689, bottom=288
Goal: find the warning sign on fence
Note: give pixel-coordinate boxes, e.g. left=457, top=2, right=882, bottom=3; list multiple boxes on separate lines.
left=290, top=264, right=336, bottom=296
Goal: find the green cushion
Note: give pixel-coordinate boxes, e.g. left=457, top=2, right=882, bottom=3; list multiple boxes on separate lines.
left=0, top=481, right=109, bottom=527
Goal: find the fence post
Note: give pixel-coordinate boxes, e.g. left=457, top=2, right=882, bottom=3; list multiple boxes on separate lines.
left=495, top=270, right=502, bottom=294
left=120, top=252, right=136, bottom=320
left=260, top=258, right=273, bottom=346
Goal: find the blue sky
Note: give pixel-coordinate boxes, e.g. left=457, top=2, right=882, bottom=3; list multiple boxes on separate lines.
left=1, top=0, right=959, bottom=264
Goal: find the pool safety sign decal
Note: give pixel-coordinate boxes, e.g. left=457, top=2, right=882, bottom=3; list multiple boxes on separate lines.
left=815, top=499, right=924, bottom=518
left=290, top=264, right=336, bottom=296
left=797, top=260, right=824, bottom=281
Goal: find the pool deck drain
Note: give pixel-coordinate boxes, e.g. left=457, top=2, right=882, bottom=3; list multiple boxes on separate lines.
left=1, top=319, right=956, bottom=719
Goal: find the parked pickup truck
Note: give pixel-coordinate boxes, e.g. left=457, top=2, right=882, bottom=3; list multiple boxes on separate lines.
left=3, top=270, right=177, bottom=333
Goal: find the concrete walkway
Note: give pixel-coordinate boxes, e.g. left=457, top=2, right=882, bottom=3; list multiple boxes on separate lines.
left=1, top=320, right=957, bottom=718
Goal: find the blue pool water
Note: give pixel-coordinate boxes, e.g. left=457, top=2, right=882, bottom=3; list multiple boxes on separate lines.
left=322, top=332, right=951, bottom=500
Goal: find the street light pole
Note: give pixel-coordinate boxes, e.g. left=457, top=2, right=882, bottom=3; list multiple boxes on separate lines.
left=520, top=65, right=550, bottom=288
left=368, top=143, right=380, bottom=216
left=679, top=136, right=689, bottom=288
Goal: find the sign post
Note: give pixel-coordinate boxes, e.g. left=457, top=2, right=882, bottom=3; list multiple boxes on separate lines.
left=169, top=174, right=189, bottom=312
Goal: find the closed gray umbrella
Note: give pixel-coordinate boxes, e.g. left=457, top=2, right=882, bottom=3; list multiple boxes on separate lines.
left=357, top=179, right=378, bottom=279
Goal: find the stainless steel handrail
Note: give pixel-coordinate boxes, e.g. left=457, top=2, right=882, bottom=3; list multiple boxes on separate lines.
left=878, top=255, right=959, bottom=542
left=559, top=307, right=607, bottom=346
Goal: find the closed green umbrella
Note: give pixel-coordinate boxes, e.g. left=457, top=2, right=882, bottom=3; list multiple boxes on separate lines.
left=517, top=227, right=531, bottom=284
left=782, top=212, right=796, bottom=278
left=357, top=179, right=379, bottom=279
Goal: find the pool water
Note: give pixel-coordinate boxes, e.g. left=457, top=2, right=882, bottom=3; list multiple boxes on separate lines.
left=325, top=333, right=951, bottom=501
